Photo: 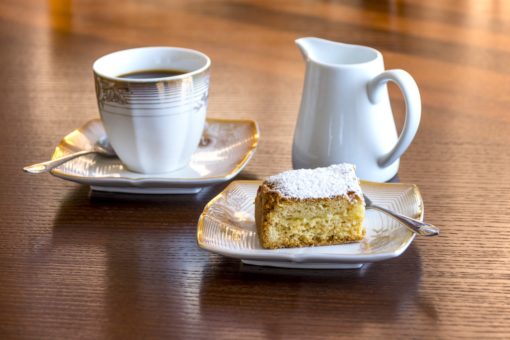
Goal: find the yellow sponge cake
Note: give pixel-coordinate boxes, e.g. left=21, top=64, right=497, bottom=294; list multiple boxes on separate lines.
left=255, top=164, right=365, bottom=249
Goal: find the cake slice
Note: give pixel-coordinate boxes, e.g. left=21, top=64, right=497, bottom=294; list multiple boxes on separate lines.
left=255, top=164, right=365, bottom=249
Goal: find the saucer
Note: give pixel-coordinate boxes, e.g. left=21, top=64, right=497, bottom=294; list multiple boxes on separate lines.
left=50, top=118, right=259, bottom=194
left=197, top=180, right=422, bottom=269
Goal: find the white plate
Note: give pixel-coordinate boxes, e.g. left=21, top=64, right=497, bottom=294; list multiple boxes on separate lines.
left=50, top=118, right=259, bottom=194
left=197, top=180, right=423, bottom=269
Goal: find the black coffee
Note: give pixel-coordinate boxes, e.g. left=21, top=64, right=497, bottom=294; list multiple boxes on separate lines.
left=118, top=69, right=187, bottom=79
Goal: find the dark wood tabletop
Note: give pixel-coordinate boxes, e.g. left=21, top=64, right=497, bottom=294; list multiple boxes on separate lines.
left=1, top=0, right=509, bottom=338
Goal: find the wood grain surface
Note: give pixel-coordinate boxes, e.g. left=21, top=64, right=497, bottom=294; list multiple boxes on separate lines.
left=1, top=0, right=509, bottom=338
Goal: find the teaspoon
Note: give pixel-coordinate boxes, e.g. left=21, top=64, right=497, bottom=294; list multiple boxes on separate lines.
left=23, top=138, right=116, bottom=174
left=363, top=193, right=439, bottom=236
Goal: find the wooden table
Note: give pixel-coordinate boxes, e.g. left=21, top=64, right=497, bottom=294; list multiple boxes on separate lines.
left=1, top=0, right=509, bottom=338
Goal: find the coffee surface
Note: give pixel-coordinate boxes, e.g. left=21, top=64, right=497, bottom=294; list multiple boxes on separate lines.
left=118, top=69, right=187, bottom=79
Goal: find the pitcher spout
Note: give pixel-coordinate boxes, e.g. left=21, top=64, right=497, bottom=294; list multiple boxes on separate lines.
left=295, top=37, right=322, bottom=62
left=295, top=37, right=314, bottom=61
left=295, top=37, right=380, bottom=66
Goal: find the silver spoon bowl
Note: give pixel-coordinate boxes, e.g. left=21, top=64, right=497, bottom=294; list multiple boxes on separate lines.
left=23, top=138, right=116, bottom=174
left=363, top=193, right=439, bottom=236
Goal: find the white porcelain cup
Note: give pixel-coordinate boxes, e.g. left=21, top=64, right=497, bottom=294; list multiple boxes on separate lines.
left=93, top=47, right=210, bottom=173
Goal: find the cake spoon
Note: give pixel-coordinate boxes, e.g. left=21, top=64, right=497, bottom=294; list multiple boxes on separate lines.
left=23, top=138, right=116, bottom=174
left=363, top=194, right=439, bottom=236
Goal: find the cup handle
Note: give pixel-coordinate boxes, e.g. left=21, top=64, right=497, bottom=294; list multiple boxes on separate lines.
left=367, top=69, right=421, bottom=168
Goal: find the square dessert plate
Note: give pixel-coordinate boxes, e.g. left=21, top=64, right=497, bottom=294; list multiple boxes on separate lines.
left=49, top=118, right=259, bottom=194
left=197, top=180, right=422, bottom=269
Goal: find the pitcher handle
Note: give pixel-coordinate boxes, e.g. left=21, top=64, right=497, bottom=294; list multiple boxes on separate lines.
left=367, top=69, right=421, bottom=168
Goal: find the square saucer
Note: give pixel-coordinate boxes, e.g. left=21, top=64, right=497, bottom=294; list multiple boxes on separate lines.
left=50, top=118, right=259, bottom=194
left=197, top=180, right=422, bottom=269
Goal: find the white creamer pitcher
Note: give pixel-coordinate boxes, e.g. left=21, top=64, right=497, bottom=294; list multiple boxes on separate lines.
left=292, top=37, right=421, bottom=182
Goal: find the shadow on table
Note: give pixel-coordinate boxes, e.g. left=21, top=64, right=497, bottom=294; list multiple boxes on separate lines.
left=51, top=169, right=259, bottom=235
left=52, top=181, right=231, bottom=227
left=47, top=182, right=234, bottom=337
left=198, top=244, right=428, bottom=337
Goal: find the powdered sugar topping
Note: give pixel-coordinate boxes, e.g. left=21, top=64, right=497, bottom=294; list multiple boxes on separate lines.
left=265, top=164, right=362, bottom=199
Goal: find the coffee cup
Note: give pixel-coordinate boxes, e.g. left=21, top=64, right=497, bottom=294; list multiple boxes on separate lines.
left=93, top=47, right=210, bottom=173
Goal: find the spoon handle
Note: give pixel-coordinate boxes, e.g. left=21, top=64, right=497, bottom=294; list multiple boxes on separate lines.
left=23, top=150, right=95, bottom=174
left=367, top=205, right=440, bottom=236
